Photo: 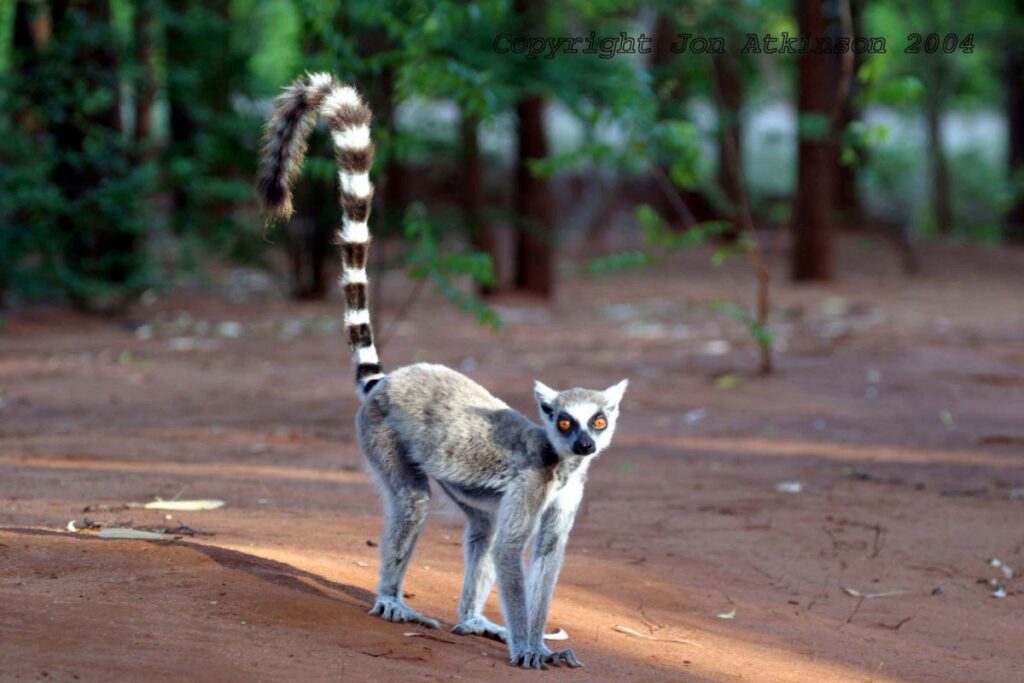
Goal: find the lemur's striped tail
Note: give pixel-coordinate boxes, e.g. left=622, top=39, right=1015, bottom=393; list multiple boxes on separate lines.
left=257, top=73, right=384, bottom=396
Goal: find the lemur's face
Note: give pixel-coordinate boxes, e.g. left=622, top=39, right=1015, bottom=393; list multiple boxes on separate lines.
left=534, top=380, right=628, bottom=458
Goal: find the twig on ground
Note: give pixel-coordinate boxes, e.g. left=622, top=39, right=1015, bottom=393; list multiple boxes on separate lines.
left=842, top=595, right=865, bottom=626
left=404, top=631, right=456, bottom=645
left=870, top=523, right=886, bottom=559
left=876, top=616, right=913, bottom=631
left=612, top=625, right=702, bottom=648
left=638, top=599, right=665, bottom=634
left=823, top=526, right=842, bottom=554
left=806, top=573, right=831, bottom=612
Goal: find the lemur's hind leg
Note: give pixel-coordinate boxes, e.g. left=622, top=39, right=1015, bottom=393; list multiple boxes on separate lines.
left=359, top=423, right=439, bottom=628
left=448, top=501, right=507, bottom=642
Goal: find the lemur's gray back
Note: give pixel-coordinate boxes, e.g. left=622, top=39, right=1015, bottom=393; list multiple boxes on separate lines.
left=361, top=363, right=551, bottom=489
left=257, top=73, right=383, bottom=395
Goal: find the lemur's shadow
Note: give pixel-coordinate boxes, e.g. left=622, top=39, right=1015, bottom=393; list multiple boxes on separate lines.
left=3, top=527, right=375, bottom=607
left=187, top=542, right=376, bottom=605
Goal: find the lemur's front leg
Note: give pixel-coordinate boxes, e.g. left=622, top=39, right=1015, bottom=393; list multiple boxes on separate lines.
left=526, top=498, right=583, bottom=668
left=493, top=482, right=548, bottom=669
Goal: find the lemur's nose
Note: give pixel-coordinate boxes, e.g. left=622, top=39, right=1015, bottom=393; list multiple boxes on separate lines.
left=573, top=435, right=595, bottom=455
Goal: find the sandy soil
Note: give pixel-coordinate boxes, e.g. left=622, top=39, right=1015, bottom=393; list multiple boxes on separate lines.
left=2, top=237, right=1023, bottom=682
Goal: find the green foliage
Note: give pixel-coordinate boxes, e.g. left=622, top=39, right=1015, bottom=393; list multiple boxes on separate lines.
left=711, top=299, right=774, bottom=354
left=0, top=3, right=153, bottom=308
left=948, top=147, right=1011, bottom=242
left=587, top=204, right=728, bottom=274
left=3, top=0, right=1020, bottom=313
left=403, top=203, right=501, bottom=330
left=162, top=1, right=262, bottom=262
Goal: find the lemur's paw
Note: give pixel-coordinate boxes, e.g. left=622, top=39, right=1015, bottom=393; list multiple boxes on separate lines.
left=509, top=650, right=548, bottom=670
left=369, top=596, right=440, bottom=629
left=451, top=616, right=508, bottom=642
left=545, top=648, right=583, bottom=668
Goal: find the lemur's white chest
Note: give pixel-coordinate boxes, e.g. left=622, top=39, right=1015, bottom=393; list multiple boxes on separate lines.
left=543, top=464, right=588, bottom=513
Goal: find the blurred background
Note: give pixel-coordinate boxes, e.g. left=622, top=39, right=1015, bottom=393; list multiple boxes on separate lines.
left=2, top=0, right=1022, bottom=335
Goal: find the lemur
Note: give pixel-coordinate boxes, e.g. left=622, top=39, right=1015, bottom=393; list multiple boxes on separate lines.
left=257, top=73, right=628, bottom=670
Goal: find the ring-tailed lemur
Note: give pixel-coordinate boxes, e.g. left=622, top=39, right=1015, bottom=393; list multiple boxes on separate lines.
left=257, top=73, right=628, bottom=670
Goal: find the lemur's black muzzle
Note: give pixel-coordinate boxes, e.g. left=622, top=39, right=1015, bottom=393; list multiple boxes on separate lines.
left=572, top=434, right=596, bottom=456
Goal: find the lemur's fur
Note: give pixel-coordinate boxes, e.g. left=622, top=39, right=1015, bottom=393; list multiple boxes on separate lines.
left=258, top=73, right=627, bottom=670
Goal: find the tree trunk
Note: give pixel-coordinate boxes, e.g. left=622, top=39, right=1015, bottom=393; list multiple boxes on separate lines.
left=1006, top=11, right=1024, bottom=242
left=380, top=67, right=407, bottom=236
left=714, top=52, right=743, bottom=238
left=11, top=1, right=42, bottom=129
left=925, top=88, right=953, bottom=235
left=461, top=111, right=498, bottom=296
left=514, top=96, right=554, bottom=297
left=512, top=0, right=553, bottom=297
left=791, top=0, right=835, bottom=281
left=165, top=3, right=195, bottom=229
left=132, top=0, right=156, bottom=143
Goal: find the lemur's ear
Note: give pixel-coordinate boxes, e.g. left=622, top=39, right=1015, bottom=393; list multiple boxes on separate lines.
left=603, top=379, right=629, bottom=410
left=534, top=380, right=558, bottom=417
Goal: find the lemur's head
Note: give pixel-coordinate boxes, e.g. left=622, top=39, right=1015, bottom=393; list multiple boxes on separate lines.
left=534, top=379, right=628, bottom=458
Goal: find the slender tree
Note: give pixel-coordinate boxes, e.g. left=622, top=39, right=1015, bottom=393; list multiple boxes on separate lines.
left=832, top=0, right=863, bottom=226
left=164, top=0, right=253, bottom=257
left=1006, top=0, right=1024, bottom=242
left=924, top=57, right=954, bottom=235
left=133, top=0, right=156, bottom=144
left=792, top=0, right=836, bottom=281
left=514, top=95, right=554, bottom=297
left=461, top=110, right=498, bottom=296
left=714, top=51, right=744, bottom=236
left=512, top=0, right=553, bottom=297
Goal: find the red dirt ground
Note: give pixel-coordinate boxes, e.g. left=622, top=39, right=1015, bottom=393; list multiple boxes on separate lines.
left=2, top=238, right=1023, bottom=682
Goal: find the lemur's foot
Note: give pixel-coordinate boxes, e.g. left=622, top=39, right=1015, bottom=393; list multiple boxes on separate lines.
left=509, top=648, right=549, bottom=670
left=451, top=616, right=508, bottom=642
left=369, top=596, right=440, bottom=629
left=545, top=648, right=583, bottom=668
left=508, top=644, right=584, bottom=670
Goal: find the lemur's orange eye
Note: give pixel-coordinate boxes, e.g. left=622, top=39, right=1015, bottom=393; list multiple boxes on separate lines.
left=592, top=416, right=607, bottom=430
left=557, top=419, right=571, bottom=432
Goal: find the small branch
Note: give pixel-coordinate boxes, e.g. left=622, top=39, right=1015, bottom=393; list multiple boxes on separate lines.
left=377, top=278, right=427, bottom=351
left=876, top=616, right=913, bottom=631
left=706, top=54, right=774, bottom=375
left=650, top=165, right=698, bottom=230
left=870, top=523, right=886, bottom=559
left=806, top=573, right=831, bottom=612
left=828, top=0, right=856, bottom=140
left=842, top=595, right=865, bottom=627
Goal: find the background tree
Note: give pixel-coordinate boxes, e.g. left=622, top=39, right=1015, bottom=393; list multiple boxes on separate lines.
left=832, top=0, right=864, bottom=226
left=792, top=0, right=837, bottom=281
left=1007, top=0, right=1024, bottom=242
left=1, top=0, right=150, bottom=309
left=163, top=0, right=258, bottom=264
left=512, top=0, right=555, bottom=297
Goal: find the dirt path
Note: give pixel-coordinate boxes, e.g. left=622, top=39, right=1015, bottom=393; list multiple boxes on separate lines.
left=2, top=240, right=1023, bottom=681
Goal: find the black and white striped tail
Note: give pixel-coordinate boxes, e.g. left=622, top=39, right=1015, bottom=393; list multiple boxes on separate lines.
left=257, top=72, right=384, bottom=397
